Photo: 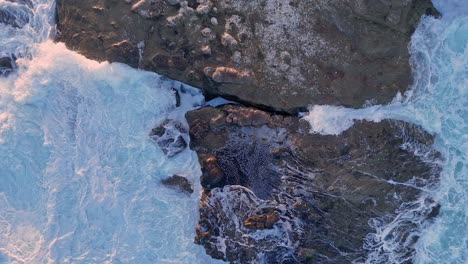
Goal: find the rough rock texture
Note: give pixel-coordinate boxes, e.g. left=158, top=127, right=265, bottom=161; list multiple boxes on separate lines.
left=150, top=119, right=188, bottom=157
left=161, top=174, right=194, bottom=194
left=186, top=105, right=441, bottom=263
left=56, top=0, right=439, bottom=113
left=55, top=1, right=443, bottom=262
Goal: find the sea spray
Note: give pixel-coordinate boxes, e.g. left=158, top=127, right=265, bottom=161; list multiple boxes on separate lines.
left=0, top=39, right=224, bottom=263
left=0, top=0, right=222, bottom=263
left=303, top=3, right=468, bottom=263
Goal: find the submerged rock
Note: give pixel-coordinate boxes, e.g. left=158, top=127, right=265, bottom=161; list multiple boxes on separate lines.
left=161, top=175, right=193, bottom=194
left=56, top=0, right=439, bottom=113
left=150, top=119, right=187, bottom=157
left=186, top=105, right=442, bottom=263
left=0, top=57, right=14, bottom=77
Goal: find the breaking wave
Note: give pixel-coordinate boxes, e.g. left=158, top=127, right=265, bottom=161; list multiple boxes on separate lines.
left=0, top=0, right=222, bottom=263
left=304, top=1, right=468, bottom=263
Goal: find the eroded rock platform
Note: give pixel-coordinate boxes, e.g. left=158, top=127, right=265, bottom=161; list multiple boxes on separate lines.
left=186, top=105, right=441, bottom=263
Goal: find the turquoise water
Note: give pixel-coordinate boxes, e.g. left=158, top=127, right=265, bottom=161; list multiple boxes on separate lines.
left=0, top=0, right=466, bottom=263
left=0, top=1, right=221, bottom=263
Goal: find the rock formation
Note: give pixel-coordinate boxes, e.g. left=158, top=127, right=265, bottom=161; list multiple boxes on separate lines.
left=56, top=0, right=439, bottom=113
left=54, top=1, right=443, bottom=263
left=150, top=119, right=188, bottom=157
left=186, top=105, right=441, bottom=263
left=161, top=174, right=194, bottom=194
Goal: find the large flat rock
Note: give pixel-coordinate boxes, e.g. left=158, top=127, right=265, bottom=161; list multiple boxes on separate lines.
left=56, top=0, right=438, bottom=113
left=186, top=105, right=442, bottom=263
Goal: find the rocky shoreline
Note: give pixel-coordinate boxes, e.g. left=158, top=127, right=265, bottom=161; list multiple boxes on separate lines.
left=186, top=105, right=441, bottom=263
left=53, top=0, right=442, bottom=263
left=56, top=0, right=439, bottom=113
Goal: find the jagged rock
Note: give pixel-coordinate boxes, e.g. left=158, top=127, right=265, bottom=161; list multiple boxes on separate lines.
left=108, top=40, right=140, bottom=66
left=205, top=66, right=252, bottom=84
left=150, top=119, right=187, bottom=157
left=243, top=212, right=280, bottom=230
left=56, top=0, right=439, bottom=113
left=199, top=154, right=225, bottom=190
left=196, top=185, right=299, bottom=263
left=171, top=87, right=181, bottom=107
left=161, top=175, right=193, bottom=194
left=186, top=105, right=442, bottom=263
left=220, top=32, right=237, bottom=49
left=200, top=45, right=211, bottom=56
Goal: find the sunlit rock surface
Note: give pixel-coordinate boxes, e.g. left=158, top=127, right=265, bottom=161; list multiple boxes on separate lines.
left=56, top=0, right=439, bottom=113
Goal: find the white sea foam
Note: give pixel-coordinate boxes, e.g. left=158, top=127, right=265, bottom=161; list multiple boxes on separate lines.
left=0, top=0, right=55, bottom=58
left=0, top=0, right=466, bottom=263
left=0, top=39, right=225, bottom=263
left=303, top=2, right=468, bottom=263
left=0, top=1, right=223, bottom=263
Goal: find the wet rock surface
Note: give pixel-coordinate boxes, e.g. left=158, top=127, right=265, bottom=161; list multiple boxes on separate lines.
left=161, top=174, right=194, bottom=194
left=150, top=119, right=188, bottom=157
left=56, top=0, right=439, bottom=113
left=55, top=1, right=443, bottom=263
left=186, top=105, right=442, bottom=263
left=0, top=57, right=15, bottom=77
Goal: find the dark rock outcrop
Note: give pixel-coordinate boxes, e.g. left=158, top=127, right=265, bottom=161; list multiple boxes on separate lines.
left=161, top=175, right=194, bottom=194
left=150, top=119, right=188, bottom=157
left=55, top=1, right=442, bottom=263
left=56, top=0, right=439, bottom=113
left=187, top=105, right=441, bottom=263
left=0, top=57, right=15, bottom=77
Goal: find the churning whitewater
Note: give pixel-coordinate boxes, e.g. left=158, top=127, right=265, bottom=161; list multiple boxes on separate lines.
left=305, top=1, right=467, bottom=263
left=0, top=0, right=466, bottom=264
left=0, top=0, right=221, bottom=263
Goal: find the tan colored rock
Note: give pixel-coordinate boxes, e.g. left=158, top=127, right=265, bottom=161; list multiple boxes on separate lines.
left=200, top=154, right=225, bottom=190
left=201, top=45, right=211, bottom=56
left=208, top=67, right=252, bottom=84
left=220, top=32, right=238, bottom=49
left=243, top=213, right=280, bottom=230
left=161, top=175, right=193, bottom=194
